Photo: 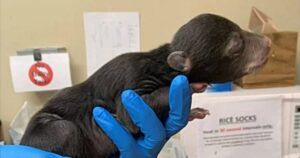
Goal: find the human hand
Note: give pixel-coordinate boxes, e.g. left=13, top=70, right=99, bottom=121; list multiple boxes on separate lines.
left=93, top=75, right=192, bottom=158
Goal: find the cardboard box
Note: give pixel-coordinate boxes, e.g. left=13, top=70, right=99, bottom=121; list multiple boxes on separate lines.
left=235, top=7, right=298, bottom=88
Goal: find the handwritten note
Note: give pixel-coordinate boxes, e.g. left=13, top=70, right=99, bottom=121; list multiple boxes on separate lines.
left=83, top=12, right=140, bottom=76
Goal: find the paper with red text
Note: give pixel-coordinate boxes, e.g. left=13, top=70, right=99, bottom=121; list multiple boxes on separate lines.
left=197, top=97, right=282, bottom=158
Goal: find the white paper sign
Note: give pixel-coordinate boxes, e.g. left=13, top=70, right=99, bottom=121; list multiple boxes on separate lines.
left=10, top=53, right=72, bottom=92
left=197, top=97, right=283, bottom=158
left=84, top=12, right=140, bottom=77
left=288, top=99, right=300, bottom=156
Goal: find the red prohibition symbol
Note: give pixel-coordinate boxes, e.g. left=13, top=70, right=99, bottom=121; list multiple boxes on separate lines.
left=28, top=61, right=53, bottom=86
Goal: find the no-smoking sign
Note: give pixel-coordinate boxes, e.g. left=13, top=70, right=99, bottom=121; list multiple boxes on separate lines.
left=28, top=62, right=53, bottom=86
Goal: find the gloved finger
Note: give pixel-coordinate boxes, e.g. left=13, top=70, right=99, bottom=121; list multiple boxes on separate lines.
left=0, top=145, right=68, bottom=158
left=92, top=107, right=137, bottom=153
left=165, top=75, right=192, bottom=138
left=121, top=90, right=166, bottom=152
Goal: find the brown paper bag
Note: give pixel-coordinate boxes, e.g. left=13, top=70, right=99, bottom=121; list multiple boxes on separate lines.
left=235, top=7, right=298, bottom=88
left=248, top=7, right=279, bottom=33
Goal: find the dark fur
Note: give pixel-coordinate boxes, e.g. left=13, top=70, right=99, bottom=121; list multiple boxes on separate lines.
left=20, top=14, right=271, bottom=158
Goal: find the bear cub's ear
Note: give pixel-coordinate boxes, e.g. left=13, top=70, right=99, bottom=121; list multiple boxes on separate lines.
left=224, top=32, right=243, bottom=57
left=167, top=51, right=191, bottom=72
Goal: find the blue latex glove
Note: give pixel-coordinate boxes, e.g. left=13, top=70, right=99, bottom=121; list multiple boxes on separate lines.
left=0, top=75, right=191, bottom=158
left=0, top=145, right=70, bottom=158
left=93, top=75, right=192, bottom=158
